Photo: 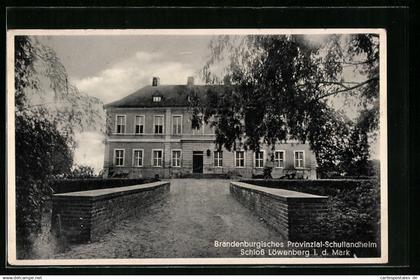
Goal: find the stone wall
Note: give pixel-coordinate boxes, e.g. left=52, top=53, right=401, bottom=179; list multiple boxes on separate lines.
left=230, top=182, right=328, bottom=241
left=52, top=181, right=170, bottom=243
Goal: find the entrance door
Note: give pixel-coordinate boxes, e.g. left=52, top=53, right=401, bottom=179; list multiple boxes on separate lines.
left=192, top=151, right=204, bottom=173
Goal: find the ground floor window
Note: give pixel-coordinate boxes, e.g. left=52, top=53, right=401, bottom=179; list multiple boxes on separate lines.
left=114, top=149, right=125, bottom=166
left=294, top=150, right=304, bottom=168
left=255, top=151, right=264, bottom=168
left=133, top=149, right=143, bottom=167
left=153, top=150, right=163, bottom=167
left=235, top=151, right=245, bottom=167
left=214, top=151, right=223, bottom=167
left=172, top=150, right=181, bottom=167
left=274, top=150, right=285, bottom=168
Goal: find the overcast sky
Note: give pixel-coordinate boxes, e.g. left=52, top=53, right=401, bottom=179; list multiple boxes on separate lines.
left=38, top=35, right=214, bottom=104
left=35, top=35, right=217, bottom=171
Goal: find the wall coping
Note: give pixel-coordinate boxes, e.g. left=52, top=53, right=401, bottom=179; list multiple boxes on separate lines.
left=53, top=181, right=169, bottom=201
left=242, top=178, right=378, bottom=183
left=231, top=181, right=328, bottom=200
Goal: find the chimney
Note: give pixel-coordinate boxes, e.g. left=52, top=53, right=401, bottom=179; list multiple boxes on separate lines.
left=152, top=77, right=160, bottom=86
left=187, top=76, right=195, bottom=86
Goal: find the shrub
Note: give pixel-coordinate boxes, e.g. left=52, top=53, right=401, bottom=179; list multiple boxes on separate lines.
left=15, top=113, right=73, bottom=258
left=66, top=164, right=96, bottom=179
left=241, top=179, right=380, bottom=256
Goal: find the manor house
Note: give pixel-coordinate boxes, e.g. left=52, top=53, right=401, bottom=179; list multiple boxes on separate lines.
left=103, top=77, right=316, bottom=179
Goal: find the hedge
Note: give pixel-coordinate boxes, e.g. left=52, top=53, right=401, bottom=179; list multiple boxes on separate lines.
left=240, top=179, right=381, bottom=257
left=51, top=178, right=159, bottom=194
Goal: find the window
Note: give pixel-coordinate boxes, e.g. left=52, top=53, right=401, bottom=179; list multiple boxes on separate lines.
left=154, top=115, right=164, bottom=134
left=255, top=151, right=264, bottom=168
left=214, top=151, right=223, bottom=167
left=116, top=115, right=126, bottom=134
left=274, top=151, right=285, bottom=168
left=153, top=96, right=162, bottom=102
left=114, top=149, right=125, bottom=166
left=172, top=116, right=182, bottom=135
left=135, top=116, right=144, bottom=134
left=294, top=151, right=304, bottom=168
left=235, top=151, right=245, bottom=167
left=172, top=150, right=181, bottom=167
left=153, top=150, right=163, bottom=167
left=133, top=149, right=143, bottom=167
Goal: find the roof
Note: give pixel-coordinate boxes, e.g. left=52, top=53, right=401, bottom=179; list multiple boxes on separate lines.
left=104, top=85, right=226, bottom=108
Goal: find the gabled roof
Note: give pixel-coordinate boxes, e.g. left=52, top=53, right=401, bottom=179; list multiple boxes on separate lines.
left=104, top=85, right=225, bottom=108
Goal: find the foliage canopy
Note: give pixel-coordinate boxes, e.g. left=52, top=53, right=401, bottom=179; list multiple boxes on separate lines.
left=190, top=34, right=379, bottom=176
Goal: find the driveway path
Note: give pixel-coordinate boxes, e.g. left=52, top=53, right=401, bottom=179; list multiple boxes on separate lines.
left=54, top=179, right=285, bottom=259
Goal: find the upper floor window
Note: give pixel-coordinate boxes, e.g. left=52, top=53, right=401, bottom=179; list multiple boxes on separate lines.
left=274, top=150, right=285, bottom=168
left=153, top=150, right=163, bottom=167
left=135, top=116, right=145, bottom=134
left=154, top=115, right=164, bottom=134
left=133, top=149, right=144, bottom=167
left=153, top=96, right=162, bottom=102
left=235, top=151, right=245, bottom=167
left=116, top=115, right=126, bottom=134
left=294, top=150, right=305, bottom=169
left=114, top=149, right=125, bottom=166
left=214, top=151, right=223, bottom=167
left=172, top=115, right=182, bottom=135
left=172, top=150, right=181, bottom=167
left=255, top=151, right=264, bottom=168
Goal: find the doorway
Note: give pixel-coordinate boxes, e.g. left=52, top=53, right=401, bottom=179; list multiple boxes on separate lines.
left=192, top=151, right=203, bottom=173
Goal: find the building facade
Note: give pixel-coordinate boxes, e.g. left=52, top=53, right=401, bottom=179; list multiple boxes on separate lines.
left=103, top=77, right=317, bottom=179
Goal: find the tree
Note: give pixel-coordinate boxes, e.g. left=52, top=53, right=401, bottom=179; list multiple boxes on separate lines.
left=191, top=34, right=379, bottom=175
left=15, top=36, right=105, bottom=142
left=14, top=36, right=104, bottom=257
left=15, top=113, right=73, bottom=257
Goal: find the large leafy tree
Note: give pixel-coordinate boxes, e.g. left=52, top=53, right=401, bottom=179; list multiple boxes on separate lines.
left=15, top=36, right=105, bottom=142
left=14, top=36, right=104, bottom=257
left=191, top=34, right=379, bottom=175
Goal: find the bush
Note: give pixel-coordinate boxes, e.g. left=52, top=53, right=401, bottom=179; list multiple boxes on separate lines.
left=66, top=165, right=97, bottom=179
left=241, top=179, right=380, bottom=257
left=51, top=178, right=159, bottom=194
left=15, top=113, right=73, bottom=258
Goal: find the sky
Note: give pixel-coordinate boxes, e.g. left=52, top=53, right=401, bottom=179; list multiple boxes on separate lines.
left=36, top=35, right=216, bottom=172
left=34, top=34, right=379, bottom=171
left=38, top=35, right=214, bottom=104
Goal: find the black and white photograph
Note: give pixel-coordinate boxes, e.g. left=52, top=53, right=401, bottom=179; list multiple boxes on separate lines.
left=6, top=29, right=387, bottom=265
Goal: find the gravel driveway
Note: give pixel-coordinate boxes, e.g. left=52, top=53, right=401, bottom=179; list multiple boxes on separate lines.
left=54, top=179, right=285, bottom=259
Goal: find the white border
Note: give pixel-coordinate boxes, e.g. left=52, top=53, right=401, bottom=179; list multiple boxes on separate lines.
left=6, top=28, right=388, bottom=266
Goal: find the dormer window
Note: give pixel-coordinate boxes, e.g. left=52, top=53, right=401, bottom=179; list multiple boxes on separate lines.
left=153, top=96, right=162, bottom=102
